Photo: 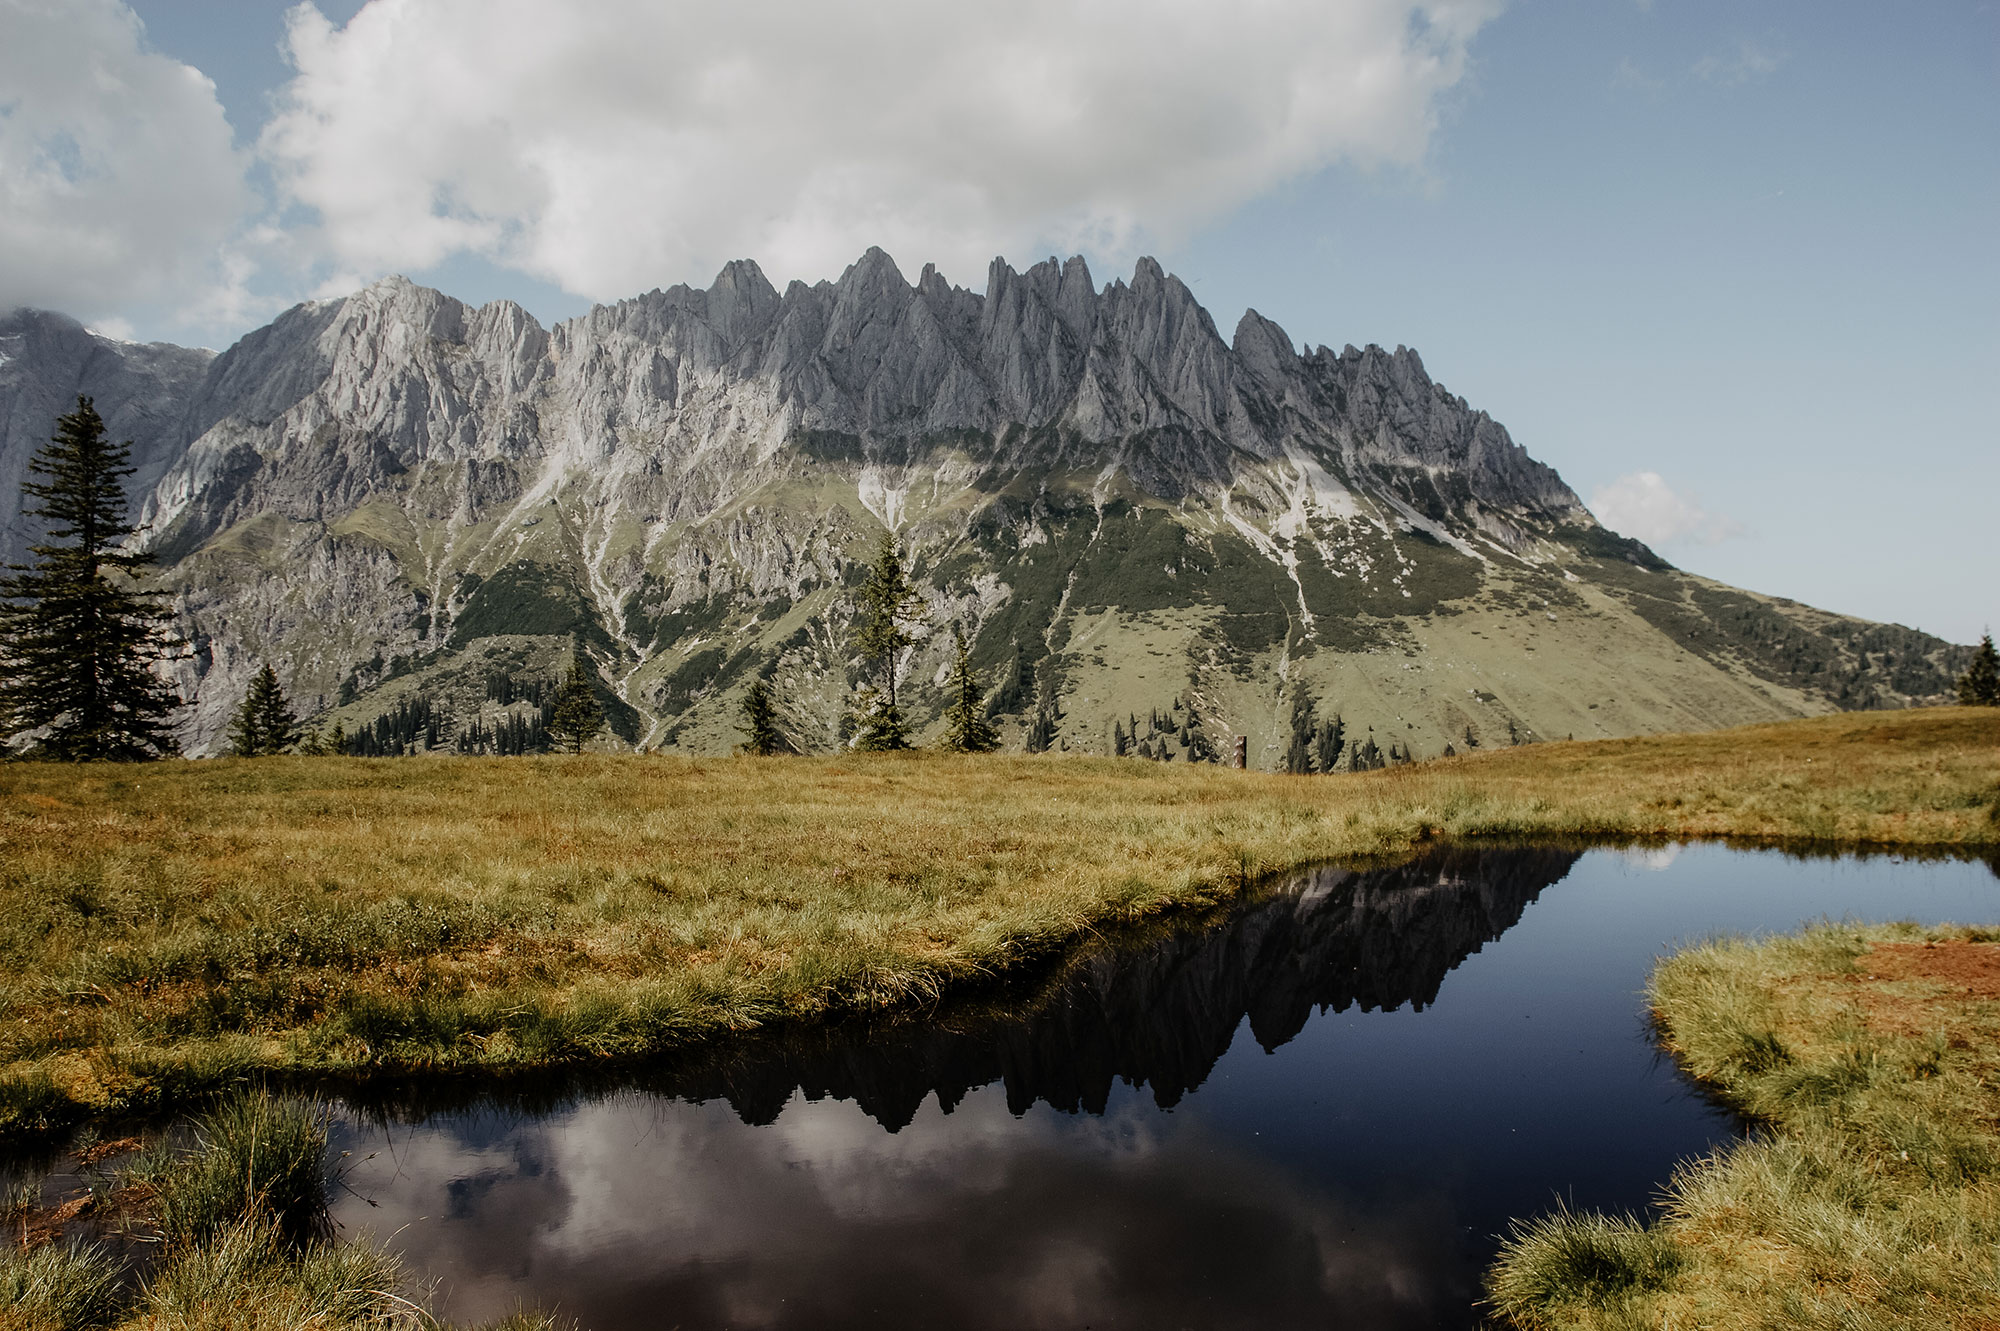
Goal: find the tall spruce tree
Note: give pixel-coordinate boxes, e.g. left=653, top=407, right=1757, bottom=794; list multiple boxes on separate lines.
left=940, top=628, right=999, bottom=753
left=1958, top=633, right=2000, bottom=707
left=0, top=396, right=182, bottom=759
left=738, top=676, right=790, bottom=755
left=550, top=664, right=605, bottom=753
left=228, top=663, right=298, bottom=756
left=852, top=533, right=926, bottom=751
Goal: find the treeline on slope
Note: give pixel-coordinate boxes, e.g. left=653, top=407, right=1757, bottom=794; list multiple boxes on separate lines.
left=227, top=664, right=613, bottom=758
left=1584, top=554, right=1970, bottom=706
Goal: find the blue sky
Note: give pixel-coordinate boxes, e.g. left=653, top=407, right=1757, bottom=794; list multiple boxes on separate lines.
left=8, top=0, right=1996, bottom=643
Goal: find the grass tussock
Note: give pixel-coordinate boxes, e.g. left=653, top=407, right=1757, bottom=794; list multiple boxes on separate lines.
left=1486, top=1205, right=1683, bottom=1329
left=128, top=1091, right=332, bottom=1249
left=0, top=1091, right=563, bottom=1331
left=1487, top=918, right=2000, bottom=1328
left=0, top=1241, right=125, bottom=1331
left=0, top=707, right=1994, bottom=1140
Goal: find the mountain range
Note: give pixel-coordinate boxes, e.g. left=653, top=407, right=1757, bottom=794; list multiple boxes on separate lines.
left=0, top=250, right=1969, bottom=762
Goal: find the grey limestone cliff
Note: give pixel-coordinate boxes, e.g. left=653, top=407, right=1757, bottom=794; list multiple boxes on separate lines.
left=0, top=251, right=1968, bottom=758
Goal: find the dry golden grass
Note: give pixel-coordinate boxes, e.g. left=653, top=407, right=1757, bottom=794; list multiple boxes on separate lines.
left=1, top=706, right=1995, bottom=1142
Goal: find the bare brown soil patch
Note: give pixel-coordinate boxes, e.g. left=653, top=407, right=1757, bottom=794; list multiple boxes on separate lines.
left=1864, top=941, right=2000, bottom=997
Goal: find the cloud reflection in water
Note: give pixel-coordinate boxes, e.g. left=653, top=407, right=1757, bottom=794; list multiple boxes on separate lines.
left=329, top=848, right=1584, bottom=1329
left=339, top=1089, right=1471, bottom=1330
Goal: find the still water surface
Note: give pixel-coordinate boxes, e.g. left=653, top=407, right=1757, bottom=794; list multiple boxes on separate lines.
left=329, top=844, right=2000, bottom=1329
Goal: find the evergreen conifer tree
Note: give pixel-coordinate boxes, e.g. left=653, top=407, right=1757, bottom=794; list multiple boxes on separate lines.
left=1958, top=633, right=2000, bottom=706
left=852, top=534, right=926, bottom=750
left=228, top=663, right=298, bottom=756
left=0, top=396, right=182, bottom=759
left=1313, top=713, right=1346, bottom=774
left=940, top=628, right=999, bottom=753
left=1282, top=683, right=1315, bottom=774
left=550, top=665, right=605, bottom=753
left=738, top=676, right=790, bottom=755
left=1024, top=659, right=1062, bottom=753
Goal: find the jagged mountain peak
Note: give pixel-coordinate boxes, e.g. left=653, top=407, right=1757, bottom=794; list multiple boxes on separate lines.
left=0, top=247, right=1970, bottom=761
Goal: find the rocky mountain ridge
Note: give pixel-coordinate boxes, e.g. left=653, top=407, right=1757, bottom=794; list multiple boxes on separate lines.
left=0, top=251, right=1969, bottom=759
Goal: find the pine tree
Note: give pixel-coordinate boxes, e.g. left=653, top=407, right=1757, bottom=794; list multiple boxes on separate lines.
left=1958, top=633, right=2000, bottom=706
left=738, top=676, right=790, bottom=755
left=940, top=628, right=999, bottom=753
left=1313, top=713, right=1346, bottom=774
left=550, top=665, right=605, bottom=753
left=1283, top=683, right=1315, bottom=774
left=0, top=396, right=182, bottom=759
left=1024, top=659, right=1062, bottom=753
left=228, top=663, right=298, bottom=756
left=1113, top=718, right=1129, bottom=756
left=852, top=533, right=926, bottom=751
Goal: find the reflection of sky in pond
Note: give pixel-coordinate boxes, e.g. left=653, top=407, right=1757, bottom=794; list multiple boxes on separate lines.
left=345, top=1092, right=1470, bottom=1329
left=330, top=845, right=2000, bottom=1330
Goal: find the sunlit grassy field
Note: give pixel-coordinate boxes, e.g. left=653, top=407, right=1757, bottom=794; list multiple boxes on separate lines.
left=1489, top=917, right=2000, bottom=1329
left=2, top=706, right=1995, bottom=1141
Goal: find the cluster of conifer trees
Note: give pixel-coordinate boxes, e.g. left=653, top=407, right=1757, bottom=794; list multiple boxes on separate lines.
left=1111, top=701, right=1218, bottom=764
left=791, top=534, right=1000, bottom=756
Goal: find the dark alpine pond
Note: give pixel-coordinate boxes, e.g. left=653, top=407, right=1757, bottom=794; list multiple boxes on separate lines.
left=325, top=844, right=1999, bottom=1330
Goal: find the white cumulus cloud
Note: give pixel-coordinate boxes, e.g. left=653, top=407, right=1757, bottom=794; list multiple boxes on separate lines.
left=1588, top=471, right=1744, bottom=548
left=0, top=0, right=252, bottom=327
left=260, top=0, right=1501, bottom=299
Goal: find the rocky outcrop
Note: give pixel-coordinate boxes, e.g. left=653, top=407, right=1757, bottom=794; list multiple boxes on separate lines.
left=0, top=309, right=213, bottom=566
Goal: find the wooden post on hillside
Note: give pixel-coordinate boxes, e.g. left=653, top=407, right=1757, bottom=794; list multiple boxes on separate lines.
left=1232, top=736, right=1247, bottom=770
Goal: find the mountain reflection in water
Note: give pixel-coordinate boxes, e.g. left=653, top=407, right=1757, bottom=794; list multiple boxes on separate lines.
left=328, top=846, right=1997, bottom=1329
left=685, top=846, right=1580, bottom=1128
left=333, top=848, right=1580, bottom=1329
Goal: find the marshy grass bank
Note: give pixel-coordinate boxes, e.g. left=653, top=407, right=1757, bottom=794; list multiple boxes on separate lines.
left=1, top=707, right=1995, bottom=1142
left=1487, top=921, right=2000, bottom=1328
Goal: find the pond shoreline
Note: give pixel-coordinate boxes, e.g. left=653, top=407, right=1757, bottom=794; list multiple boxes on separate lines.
left=1489, top=919, right=2000, bottom=1327
left=1, top=707, right=1995, bottom=1147
left=7, top=837, right=1998, bottom=1329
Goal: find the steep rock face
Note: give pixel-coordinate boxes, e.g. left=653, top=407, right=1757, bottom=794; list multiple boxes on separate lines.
left=0, top=310, right=214, bottom=566
left=0, top=252, right=1969, bottom=758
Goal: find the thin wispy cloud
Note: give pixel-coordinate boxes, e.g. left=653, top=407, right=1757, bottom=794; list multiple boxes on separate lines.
left=1611, top=57, right=1666, bottom=94
left=1692, top=39, right=1784, bottom=86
